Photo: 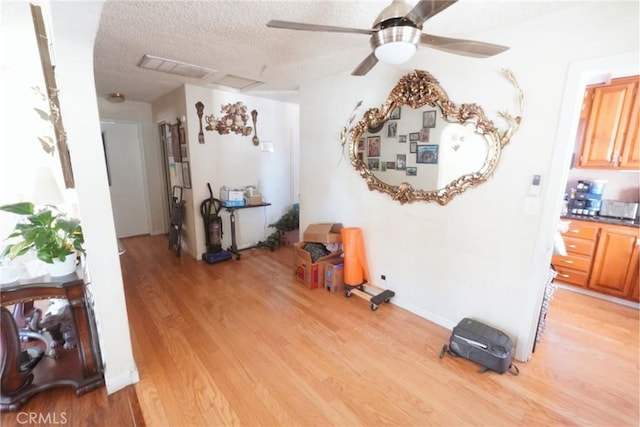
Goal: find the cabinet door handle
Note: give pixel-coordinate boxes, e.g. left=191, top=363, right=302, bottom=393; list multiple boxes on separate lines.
left=569, top=229, right=580, bottom=233
left=567, top=244, right=577, bottom=248
left=559, top=273, right=570, bottom=278
left=562, top=259, right=574, bottom=264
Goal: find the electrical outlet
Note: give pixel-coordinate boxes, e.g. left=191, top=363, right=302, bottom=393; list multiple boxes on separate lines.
left=381, top=274, right=386, bottom=281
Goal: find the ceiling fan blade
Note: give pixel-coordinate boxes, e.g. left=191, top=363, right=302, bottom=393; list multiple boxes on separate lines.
left=267, top=20, right=373, bottom=36
left=351, top=53, right=379, bottom=76
left=405, top=0, right=458, bottom=27
left=420, top=33, right=509, bottom=58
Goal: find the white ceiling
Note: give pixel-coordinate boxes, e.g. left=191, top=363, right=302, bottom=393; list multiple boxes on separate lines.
left=93, top=0, right=575, bottom=104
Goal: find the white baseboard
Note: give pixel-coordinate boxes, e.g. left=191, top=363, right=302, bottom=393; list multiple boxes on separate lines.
left=392, top=295, right=456, bottom=331
left=105, top=368, right=140, bottom=395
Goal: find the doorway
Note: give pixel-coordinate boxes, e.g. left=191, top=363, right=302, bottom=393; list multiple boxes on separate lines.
left=100, top=120, right=151, bottom=238
left=533, top=51, right=639, bottom=352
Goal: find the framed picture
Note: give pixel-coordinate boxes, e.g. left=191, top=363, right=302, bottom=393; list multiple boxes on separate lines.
left=381, top=162, right=387, bottom=172
left=386, top=161, right=396, bottom=170
left=390, top=107, right=401, bottom=120
left=399, top=135, right=407, bottom=143
left=406, top=167, right=417, bottom=176
left=180, top=145, right=187, bottom=159
left=419, top=128, right=430, bottom=142
left=367, top=136, right=381, bottom=157
left=387, top=122, right=398, bottom=138
left=396, top=154, right=407, bottom=170
left=423, top=110, right=437, bottom=128
left=409, top=132, right=420, bottom=142
left=416, top=144, right=439, bottom=164
left=357, top=137, right=365, bottom=151
left=182, top=161, right=192, bottom=188
left=410, top=141, right=417, bottom=153
left=368, top=158, right=379, bottom=170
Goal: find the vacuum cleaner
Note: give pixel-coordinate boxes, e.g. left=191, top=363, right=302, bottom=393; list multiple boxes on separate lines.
left=201, top=183, right=232, bottom=264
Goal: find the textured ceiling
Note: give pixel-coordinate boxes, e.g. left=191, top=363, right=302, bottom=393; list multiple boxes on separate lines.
left=93, top=0, right=574, bottom=104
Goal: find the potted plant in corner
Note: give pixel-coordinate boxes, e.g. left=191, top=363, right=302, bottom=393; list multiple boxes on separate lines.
left=258, top=204, right=299, bottom=250
left=0, top=202, right=85, bottom=277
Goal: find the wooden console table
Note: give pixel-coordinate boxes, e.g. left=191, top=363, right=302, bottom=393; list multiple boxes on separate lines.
left=224, top=203, right=271, bottom=259
left=0, top=271, right=104, bottom=411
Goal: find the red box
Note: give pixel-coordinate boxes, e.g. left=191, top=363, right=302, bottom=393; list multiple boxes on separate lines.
left=296, top=263, right=324, bottom=289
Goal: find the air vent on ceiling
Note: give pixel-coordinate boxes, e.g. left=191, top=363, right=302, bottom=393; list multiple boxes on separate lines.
left=211, top=74, right=263, bottom=90
left=137, top=54, right=217, bottom=79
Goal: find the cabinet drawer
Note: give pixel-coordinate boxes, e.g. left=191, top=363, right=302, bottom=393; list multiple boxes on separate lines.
left=553, top=266, right=589, bottom=287
left=563, top=235, right=596, bottom=256
left=552, top=253, right=591, bottom=272
left=562, top=221, right=599, bottom=240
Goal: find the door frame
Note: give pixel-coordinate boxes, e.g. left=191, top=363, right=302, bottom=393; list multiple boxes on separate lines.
left=525, top=50, right=639, bottom=359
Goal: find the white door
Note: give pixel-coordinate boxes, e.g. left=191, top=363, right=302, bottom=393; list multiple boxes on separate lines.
left=101, top=121, right=150, bottom=238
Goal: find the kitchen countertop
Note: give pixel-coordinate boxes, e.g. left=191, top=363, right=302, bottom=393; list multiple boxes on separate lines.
left=561, top=214, right=639, bottom=228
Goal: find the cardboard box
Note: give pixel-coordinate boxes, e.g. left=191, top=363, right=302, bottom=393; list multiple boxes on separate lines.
left=220, top=187, right=244, bottom=201
left=244, top=195, right=263, bottom=205
left=324, top=260, right=344, bottom=293
left=302, top=223, right=343, bottom=244
left=294, top=242, right=342, bottom=289
left=296, top=263, right=325, bottom=290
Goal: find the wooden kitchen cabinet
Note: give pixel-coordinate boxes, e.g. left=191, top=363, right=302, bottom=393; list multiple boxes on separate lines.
left=588, top=223, right=640, bottom=300
left=552, top=220, right=599, bottom=287
left=628, top=246, right=639, bottom=302
left=578, top=75, right=639, bottom=169
left=619, top=84, right=639, bottom=169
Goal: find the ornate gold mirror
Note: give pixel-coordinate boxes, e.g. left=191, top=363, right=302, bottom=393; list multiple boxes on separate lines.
left=345, top=70, right=523, bottom=205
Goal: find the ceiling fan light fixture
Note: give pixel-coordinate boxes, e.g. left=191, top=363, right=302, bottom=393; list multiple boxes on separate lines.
left=372, top=26, right=420, bottom=65
left=375, top=41, right=416, bottom=64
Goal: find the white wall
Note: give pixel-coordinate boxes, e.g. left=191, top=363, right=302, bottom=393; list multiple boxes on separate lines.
left=0, top=1, right=65, bottom=240
left=158, top=84, right=300, bottom=259
left=97, top=98, right=167, bottom=235
left=299, top=1, right=639, bottom=361
left=47, top=1, right=138, bottom=393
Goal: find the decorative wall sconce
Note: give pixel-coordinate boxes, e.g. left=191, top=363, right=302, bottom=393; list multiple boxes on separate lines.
left=205, top=101, right=253, bottom=136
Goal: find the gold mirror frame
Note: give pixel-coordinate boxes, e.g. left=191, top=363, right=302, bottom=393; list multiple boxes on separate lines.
left=346, top=69, right=523, bottom=205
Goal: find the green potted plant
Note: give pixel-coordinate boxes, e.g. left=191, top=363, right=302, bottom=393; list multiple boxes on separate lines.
left=259, top=205, right=299, bottom=250
left=0, top=202, right=85, bottom=276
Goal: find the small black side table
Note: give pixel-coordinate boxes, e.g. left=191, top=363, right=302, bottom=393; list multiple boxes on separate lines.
left=224, top=203, right=271, bottom=259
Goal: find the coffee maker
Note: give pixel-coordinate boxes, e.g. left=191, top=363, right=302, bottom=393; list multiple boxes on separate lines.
left=568, top=180, right=605, bottom=217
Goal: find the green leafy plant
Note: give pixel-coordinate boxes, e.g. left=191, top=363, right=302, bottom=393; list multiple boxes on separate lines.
left=269, top=205, right=299, bottom=232
left=0, top=202, right=85, bottom=264
left=259, top=205, right=299, bottom=250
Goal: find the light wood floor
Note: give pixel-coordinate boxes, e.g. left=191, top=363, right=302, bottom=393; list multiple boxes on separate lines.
left=2, top=234, right=638, bottom=426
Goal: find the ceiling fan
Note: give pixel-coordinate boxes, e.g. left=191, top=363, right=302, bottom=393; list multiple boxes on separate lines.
left=267, top=0, right=509, bottom=76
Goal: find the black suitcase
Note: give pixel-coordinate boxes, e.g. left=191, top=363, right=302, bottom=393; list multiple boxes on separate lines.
left=441, top=318, right=518, bottom=375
